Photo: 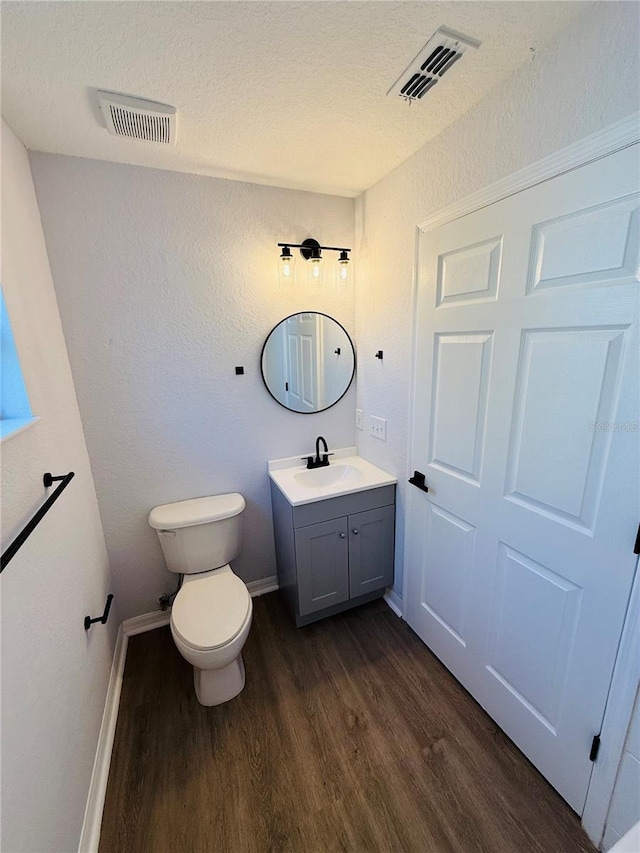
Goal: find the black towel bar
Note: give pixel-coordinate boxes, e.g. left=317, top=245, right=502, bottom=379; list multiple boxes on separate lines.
left=0, top=472, right=75, bottom=572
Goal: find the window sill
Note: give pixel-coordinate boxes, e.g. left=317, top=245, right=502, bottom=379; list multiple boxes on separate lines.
left=1, top=417, right=40, bottom=442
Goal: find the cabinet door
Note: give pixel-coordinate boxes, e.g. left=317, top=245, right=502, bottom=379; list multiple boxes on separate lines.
left=348, top=505, right=395, bottom=597
left=295, top=517, right=349, bottom=616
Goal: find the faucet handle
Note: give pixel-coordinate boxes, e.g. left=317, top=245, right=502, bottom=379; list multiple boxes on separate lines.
left=301, top=452, right=335, bottom=469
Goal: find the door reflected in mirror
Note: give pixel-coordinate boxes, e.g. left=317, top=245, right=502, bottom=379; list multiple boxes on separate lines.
left=261, top=313, right=355, bottom=413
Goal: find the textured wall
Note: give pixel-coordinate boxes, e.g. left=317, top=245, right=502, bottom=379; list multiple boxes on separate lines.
left=354, top=0, right=640, bottom=600
left=30, top=154, right=355, bottom=619
left=1, top=121, right=115, bottom=853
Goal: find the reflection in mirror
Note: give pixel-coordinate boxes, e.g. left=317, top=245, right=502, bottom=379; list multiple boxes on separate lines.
left=261, top=313, right=355, bottom=413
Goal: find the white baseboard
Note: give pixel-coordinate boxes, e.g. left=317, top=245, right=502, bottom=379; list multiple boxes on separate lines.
left=384, top=588, right=403, bottom=618
left=247, top=575, right=279, bottom=597
left=78, top=625, right=128, bottom=853
left=122, top=609, right=170, bottom=637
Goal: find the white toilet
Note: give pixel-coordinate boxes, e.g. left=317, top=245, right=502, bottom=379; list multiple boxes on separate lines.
left=148, top=493, right=252, bottom=706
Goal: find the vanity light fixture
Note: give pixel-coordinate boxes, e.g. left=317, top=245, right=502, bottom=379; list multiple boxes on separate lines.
left=277, top=238, right=351, bottom=287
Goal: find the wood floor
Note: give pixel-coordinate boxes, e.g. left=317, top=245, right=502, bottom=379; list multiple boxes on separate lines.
left=100, top=594, right=595, bottom=853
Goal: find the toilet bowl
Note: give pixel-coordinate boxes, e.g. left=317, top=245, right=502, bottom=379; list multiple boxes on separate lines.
left=171, top=565, right=253, bottom=705
left=148, top=493, right=252, bottom=706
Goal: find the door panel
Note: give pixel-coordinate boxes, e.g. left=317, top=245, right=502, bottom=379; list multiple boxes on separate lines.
left=406, top=144, right=640, bottom=812
left=528, top=195, right=639, bottom=292
left=486, top=543, right=582, bottom=731
left=437, top=235, right=502, bottom=306
left=420, top=502, right=475, bottom=647
left=505, top=327, right=627, bottom=528
left=430, top=332, right=493, bottom=483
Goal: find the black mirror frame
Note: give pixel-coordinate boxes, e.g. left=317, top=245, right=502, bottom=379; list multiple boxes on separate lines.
left=260, top=311, right=356, bottom=414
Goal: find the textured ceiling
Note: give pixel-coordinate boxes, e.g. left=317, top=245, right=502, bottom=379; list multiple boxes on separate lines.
left=1, top=1, right=591, bottom=196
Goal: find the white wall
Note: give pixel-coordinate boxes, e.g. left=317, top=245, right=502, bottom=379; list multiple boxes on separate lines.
left=603, top=686, right=640, bottom=850
left=354, top=0, right=640, bottom=601
left=322, top=316, right=354, bottom=407
left=29, top=154, right=355, bottom=619
left=0, top=121, right=115, bottom=852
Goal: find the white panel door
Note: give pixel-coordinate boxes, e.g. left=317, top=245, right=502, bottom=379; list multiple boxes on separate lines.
left=285, top=312, right=319, bottom=411
left=406, top=145, right=640, bottom=813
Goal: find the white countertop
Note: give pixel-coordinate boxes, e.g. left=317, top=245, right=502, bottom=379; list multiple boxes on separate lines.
left=268, top=446, right=397, bottom=506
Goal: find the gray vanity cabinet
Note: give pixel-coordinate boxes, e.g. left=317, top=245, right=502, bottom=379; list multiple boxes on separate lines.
left=270, top=482, right=396, bottom=626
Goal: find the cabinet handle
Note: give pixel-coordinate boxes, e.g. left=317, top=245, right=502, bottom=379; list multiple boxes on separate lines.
left=352, top=528, right=359, bottom=535
left=339, top=532, right=346, bottom=539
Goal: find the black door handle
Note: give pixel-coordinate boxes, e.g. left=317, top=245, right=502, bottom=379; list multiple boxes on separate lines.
left=409, top=471, right=429, bottom=493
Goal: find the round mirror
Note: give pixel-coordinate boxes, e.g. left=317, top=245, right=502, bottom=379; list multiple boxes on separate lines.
left=261, top=312, right=355, bottom=413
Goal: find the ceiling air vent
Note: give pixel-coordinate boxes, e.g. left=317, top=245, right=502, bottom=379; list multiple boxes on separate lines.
left=97, top=91, right=177, bottom=144
left=387, top=26, right=481, bottom=103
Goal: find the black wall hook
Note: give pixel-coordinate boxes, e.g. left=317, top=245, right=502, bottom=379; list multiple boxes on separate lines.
left=85, top=594, right=114, bottom=630
left=375, top=350, right=384, bottom=360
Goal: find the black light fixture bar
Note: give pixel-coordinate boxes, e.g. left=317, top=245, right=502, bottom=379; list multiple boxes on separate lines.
left=277, top=243, right=351, bottom=253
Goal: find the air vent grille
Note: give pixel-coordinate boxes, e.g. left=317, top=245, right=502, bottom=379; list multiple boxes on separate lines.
left=388, top=26, right=480, bottom=103
left=97, top=91, right=177, bottom=145
left=109, top=105, right=171, bottom=143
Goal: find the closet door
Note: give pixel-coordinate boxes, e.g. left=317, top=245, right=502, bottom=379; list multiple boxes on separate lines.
left=405, top=144, right=640, bottom=812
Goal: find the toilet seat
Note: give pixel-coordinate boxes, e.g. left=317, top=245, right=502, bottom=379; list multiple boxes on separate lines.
left=171, top=567, right=251, bottom=651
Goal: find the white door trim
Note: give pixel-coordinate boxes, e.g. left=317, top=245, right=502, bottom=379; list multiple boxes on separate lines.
left=415, top=112, right=640, bottom=235
left=582, top=558, right=640, bottom=847
left=403, top=111, right=640, bottom=846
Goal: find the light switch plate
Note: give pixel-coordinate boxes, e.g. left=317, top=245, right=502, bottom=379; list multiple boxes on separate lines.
left=355, top=408, right=363, bottom=430
left=370, top=415, right=387, bottom=441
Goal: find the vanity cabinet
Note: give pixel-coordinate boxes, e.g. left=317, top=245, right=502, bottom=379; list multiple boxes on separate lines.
left=270, top=483, right=395, bottom=626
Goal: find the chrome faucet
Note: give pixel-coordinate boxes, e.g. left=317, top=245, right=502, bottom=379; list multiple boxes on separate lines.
left=305, top=436, right=333, bottom=469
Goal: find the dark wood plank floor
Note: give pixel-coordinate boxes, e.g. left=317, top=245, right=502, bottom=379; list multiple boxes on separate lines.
left=100, top=594, right=595, bottom=853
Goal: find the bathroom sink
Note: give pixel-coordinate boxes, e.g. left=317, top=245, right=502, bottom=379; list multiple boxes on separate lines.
left=294, top=463, right=364, bottom=489
left=268, top=448, right=397, bottom=506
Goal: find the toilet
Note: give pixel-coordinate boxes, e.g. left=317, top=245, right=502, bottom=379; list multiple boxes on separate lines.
left=148, top=493, right=252, bottom=706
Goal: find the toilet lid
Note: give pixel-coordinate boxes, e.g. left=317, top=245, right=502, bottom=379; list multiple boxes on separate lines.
left=171, top=571, right=250, bottom=651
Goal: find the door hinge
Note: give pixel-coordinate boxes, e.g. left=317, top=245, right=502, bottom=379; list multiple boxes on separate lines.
left=590, top=734, right=601, bottom=762
left=634, top=523, right=640, bottom=555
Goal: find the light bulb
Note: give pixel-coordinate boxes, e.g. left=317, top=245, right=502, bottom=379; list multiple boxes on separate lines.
left=304, top=242, right=323, bottom=286
left=278, top=246, right=294, bottom=287
left=337, top=250, right=350, bottom=285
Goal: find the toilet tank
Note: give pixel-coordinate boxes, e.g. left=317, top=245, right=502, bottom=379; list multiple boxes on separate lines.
left=148, top=493, right=245, bottom=574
